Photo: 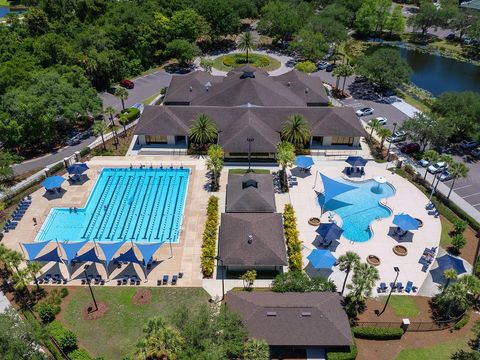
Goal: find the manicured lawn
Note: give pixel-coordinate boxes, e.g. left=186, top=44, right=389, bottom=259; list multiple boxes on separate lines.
left=212, top=53, right=281, bottom=72
left=383, top=296, right=420, bottom=318
left=142, top=91, right=162, bottom=106
left=398, top=91, right=431, bottom=114
left=61, top=287, right=209, bottom=359
left=229, top=168, right=270, bottom=174
left=440, top=215, right=454, bottom=248
left=396, top=338, right=470, bottom=360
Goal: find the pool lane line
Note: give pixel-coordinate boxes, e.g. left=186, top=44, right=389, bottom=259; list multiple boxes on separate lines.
left=168, top=175, right=185, bottom=240
left=81, top=175, right=113, bottom=239
left=117, top=175, right=145, bottom=239
left=107, top=175, right=136, bottom=239
left=129, top=176, right=153, bottom=239
left=155, top=175, right=175, bottom=240
left=143, top=175, right=165, bottom=240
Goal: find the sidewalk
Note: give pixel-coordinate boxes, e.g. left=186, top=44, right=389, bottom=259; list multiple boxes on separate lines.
left=0, top=291, right=10, bottom=313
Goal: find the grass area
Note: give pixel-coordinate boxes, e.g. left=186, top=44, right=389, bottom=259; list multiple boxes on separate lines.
left=229, top=168, right=270, bottom=174
left=440, top=215, right=454, bottom=248
left=430, top=39, right=463, bottom=54
left=142, top=91, right=162, bottom=106
left=0, top=0, right=11, bottom=6
left=383, top=296, right=420, bottom=318
left=212, top=53, right=281, bottom=72
left=61, top=287, right=209, bottom=359
left=398, top=91, right=431, bottom=114
left=396, top=337, right=470, bottom=360
left=91, top=127, right=134, bottom=156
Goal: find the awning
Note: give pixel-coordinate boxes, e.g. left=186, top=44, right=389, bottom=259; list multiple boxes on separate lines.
left=319, top=172, right=358, bottom=205
left=114, top=246, right=142, bottom=265
left=59, top=240, right=89, bottom=266
left=67, top=163, right=89, bottom=175
left=72, top=247, right=102, bottom=263
left=315, top=223, right=344, bottom=242
left=393, top=213, right=419, bottom=231
left=98, top=241, right=126, bottom=268
left=430, top=254, right=467, bottom=284
left=295, top=156, right=314, bottom=169
left=345, top=156, right=368, bottom=167
left=42, top=176, right=65, bottom=190
left=135, top=242, right=163, bottom=265
left=307, top=249, right=336, bottom=269
left=35, top=248, right=62, bottom=263
left=22, top=241, right=51, bottom=261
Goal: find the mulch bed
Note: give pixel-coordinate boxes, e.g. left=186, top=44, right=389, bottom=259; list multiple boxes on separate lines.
left=132, top=289, right=152, bottom=305
left=83, top=301, right=108, bottom=320
left=357, top=296, right=434, bottom=323
left=456, top=226, right=479, bottom=265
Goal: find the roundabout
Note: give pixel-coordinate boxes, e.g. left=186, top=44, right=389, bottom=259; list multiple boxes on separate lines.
left=212, top=52, right=281, bottom=72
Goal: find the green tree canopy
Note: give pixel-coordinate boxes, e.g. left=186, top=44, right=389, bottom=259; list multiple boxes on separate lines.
left=165, top=39, right=200, bottom=66
left=271, top=271, right=337, bottom=293
left=170, top=9, right=210, bottom=42
left=281, top=114, right=311, bottom=146
left=188, top=114, right=218, bottom=146
left=354, top=0, right=391, bottom=36
left=289, top=29, right=329, bottom=62
left=407, top=0, right=443, bottom=37
left=193, top=0, right=240, bottom=37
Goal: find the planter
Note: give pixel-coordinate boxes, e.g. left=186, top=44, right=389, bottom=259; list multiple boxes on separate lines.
left=415, top=218, right=423, bottom=228
left=308, top=217, right=321, bottom=226
left=366, top=255, right=381, bottom=266
left=393, top=245, right=408, bottom=256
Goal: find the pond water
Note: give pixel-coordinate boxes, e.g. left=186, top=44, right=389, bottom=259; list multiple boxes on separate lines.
left=399, top=47, right=480, bottom=96
left=0, top=7, right=10, bottom=17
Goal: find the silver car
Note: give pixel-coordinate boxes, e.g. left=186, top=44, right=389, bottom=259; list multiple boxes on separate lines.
left=438, top=170, right=452, bottom=182
left=428, top=161, right=448, bottom=174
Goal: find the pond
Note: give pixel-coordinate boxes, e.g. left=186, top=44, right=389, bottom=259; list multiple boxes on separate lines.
left=399, top=47, right=480, bottom=96
left=0, top=7, right=10, bottom=17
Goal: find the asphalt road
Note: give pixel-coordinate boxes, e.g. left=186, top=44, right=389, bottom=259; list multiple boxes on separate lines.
left=100, top=70, right=172, bottom=110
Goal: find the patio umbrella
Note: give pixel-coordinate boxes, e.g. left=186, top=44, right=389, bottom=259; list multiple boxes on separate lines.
left=42, top=176, right=65, bottom=190
left=67, top=163, right=89, bottom=175
left=345, top=156, right=368, bottom=167
left=430, top=254, right=467, bottom=284
left=315, top=223, right=344, bottom=242
left=295, top=156, right=314, bottom=169
left=393, top=213, right=419, bottom=231
left=307, top=249, right=336, bottom=269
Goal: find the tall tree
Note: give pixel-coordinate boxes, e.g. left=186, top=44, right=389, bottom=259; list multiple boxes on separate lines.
left=408, top=0, right=442, bottom=37
left=338, top=251, right=360, bottom=296
left=421, top=149, right=439, bottom=179
left=385, top=5, right=406, bottom=37
left=377, top=127, right=392, bottom=151
left=347, top=262, right=380, bottom=302
left=354, top=0, right=391, bottom=36
left=243, top=338, right=270, bottom=360
left=333, top=63, right=354, bottom=92
left=92, top=121, right=109, bottom=150
left=401, top=112, right=437, bottom=151
left=27, top=261, right=43, bottom=291
left=104, top=106, right=117, bottom=126
left=170, top=9, right=210, bottom=42
left=194, top=0, right=240, bottom=37
left=275, top=141, right=295, bottom=190
left=188, top=114, right=218, bottom=148
left=290, top=29, right=329, bottom=61
left=165, top=39, right=201, bottom=66
left=206, top=144, right=224, bottom=191
left=281, top=114, right=311, bottom=147
left=367, top=118, right=381, bottom=141
left=447, top=162, right=469, bottom=199
left=114, top=87, right=129, bottom=110
left=237, top=32, right=256, bottom=63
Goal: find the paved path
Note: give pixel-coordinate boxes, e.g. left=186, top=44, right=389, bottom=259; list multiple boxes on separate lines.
left=0, top=291, right=10, bottom=313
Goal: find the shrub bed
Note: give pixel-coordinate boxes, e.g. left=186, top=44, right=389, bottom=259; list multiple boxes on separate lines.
left=327, top=345, right=358, bottom=360
left=49, top=162, right=64, bottom=174
left=283, top=204, right=303, bottom=271
left=79, top=147, right=91, bottom=157
left=201, top=196, right=219, bottom=277
left=352, top=326, right=404, bottom=340
left=120, top=107, right=140, bottom=124
left=453, top=312, right=470, bottom=330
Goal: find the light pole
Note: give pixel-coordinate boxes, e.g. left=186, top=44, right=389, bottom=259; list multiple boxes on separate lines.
left=83, top=265, right=98, bottom=312
left=377, top=266, right=400, bottom=317
left=215, top=256, right=225, bottom=302
left=247, top=138, right=254, bottom=173
left=386, top=122, right=397, bottom=163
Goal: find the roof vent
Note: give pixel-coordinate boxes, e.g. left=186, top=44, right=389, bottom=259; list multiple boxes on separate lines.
left=266, top=311, right=277, bottom=317
left=301, top=312, right=312, bottom=317
left=247, top=234, right=254, bottom=244
left=287, top=81, right=291, bottom=87
left=305, top=87, right=309, bottom=94
left=242, top=179, right=258, bottom=189
left=189, top=86, right=193, bottom=92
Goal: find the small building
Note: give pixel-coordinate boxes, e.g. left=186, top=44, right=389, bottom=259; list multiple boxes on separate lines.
left=226, top=291, right=353, bottom=358
left=218, top=213, right=287, bottom=275
left=226, top=173, right=276, bottom=213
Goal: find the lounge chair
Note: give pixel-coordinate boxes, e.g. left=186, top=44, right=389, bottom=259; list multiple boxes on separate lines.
left=405, top=281, right=413, bottom=293
left=178, top=272, right=184, bottom=279
left=390, top=282, right=397, bottom=292
left=163, top=275, right=169, bottom=285
left=157, top=279, right=161, bottom=286
left=412, top=286, right=418, bottom=293
left=397, top=282, right=404, bottom=292
left=172, top=275, right=178, bottom=285
left=380, top=282, right=387, bottom=292
left=81, top=279, right=86, bottom=285
left=122, top=276, right=129, bottom=285
left=117, top=279, right=122, bottom=286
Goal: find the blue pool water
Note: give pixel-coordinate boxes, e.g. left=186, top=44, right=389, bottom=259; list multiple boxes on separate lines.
left=319, top=179, right=395, bottom=242
left=36, top=168, right=190, bottom=243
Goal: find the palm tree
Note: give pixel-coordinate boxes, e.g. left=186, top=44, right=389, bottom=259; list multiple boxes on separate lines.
left=338, top=251, right=360, bottom=296
left=281, top=114, right=311, bottom=148
left=447, top=162, right=469, bottom=199
left=367, top=118, right=381, bottom=141
left=238, top=32, right=255, bottom=63
left=188, top=114, right=218, bottom=148
left=114, top=87, right=129, bottom=110
left=135, top=317, right=184, bottom=360
left=377, top=127, right=392, bottom=151
left=275, top=141, right=295, bottom=191
left=422, top=149, right=439, bottom=179
left=104, top=106, right=117, bottom=126
left=12, top=268, right=32, bottom=292
left=243, top=338, right=270, bottom=360
left=347, top=262, right=380, bottom=303
left=119, top=116, right=129, bottom=137
left=434, top=281, right=470, bottom=318
left=459, top=275, right=480, bottom=302
left=92, top=121, right=109, bottom=150
left=332, top=64, right=355, bottom=92
left=27, top=261, right=43, bottom=291
left=0, top=244, right=9, bottom=271
left=5, top=250, right=23, bottom=273
left=443, top=268, right=458, bottom=290
left=434, top=154, right=454, bottom=190
left=206, top=144, right=224, bottom=191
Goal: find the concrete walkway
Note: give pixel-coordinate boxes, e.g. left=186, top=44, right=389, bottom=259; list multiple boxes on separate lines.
left=0, top=291, right=10, bottom=313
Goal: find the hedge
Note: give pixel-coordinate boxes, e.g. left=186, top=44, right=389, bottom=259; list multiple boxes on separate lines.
left=283, top=204, right=303, bottom=271
left=327, top=345, right=358, bottom=360
left=80, top=147, right=91, bottom=157
left=454, top=312, right=470, bottom=330
left=68, top=349, right=94, bottom=360
left=49, top=161, right=64, bottom=174
left=120, top=107, right=140, bottom=124
left=352, top=326, right=404, bottom=340
left=201, top=196, right=219, bottom=277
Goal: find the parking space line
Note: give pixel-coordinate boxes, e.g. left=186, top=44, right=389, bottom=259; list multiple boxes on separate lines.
left=454, top=184, right=473, bottom=190
left=462, top=192, right=480, bottom=199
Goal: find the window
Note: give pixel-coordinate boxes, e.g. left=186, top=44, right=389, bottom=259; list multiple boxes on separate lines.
left=331, top=136, right=354, bottom=146
left=145, top=135, right=168, bottom=144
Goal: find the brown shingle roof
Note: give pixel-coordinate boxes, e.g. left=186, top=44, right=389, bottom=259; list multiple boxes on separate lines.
left=218, top=213, right=287, bottom=266
left=273, top=70, right=329, bottom=106
left=163, top=71, right=221, bottom=105
left=226, top=291, right=353, bottom=347
left=226, top=173, right=276, bottom=213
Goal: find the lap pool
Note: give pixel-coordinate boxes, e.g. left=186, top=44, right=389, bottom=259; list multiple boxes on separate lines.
left=36, top=168, right=190, bottom=243
left=318, top=179, right=395, bottom=242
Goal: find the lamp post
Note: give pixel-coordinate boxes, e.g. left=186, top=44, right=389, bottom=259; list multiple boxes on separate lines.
left=83, top=265, right=98, bottom=312
left=377, top=266, right=400, bottom=317
left=215, top=256, right=225, bottom=302
left=247, top=138, right=254, bottom=173
left=386, top=122, right=397, bottom=163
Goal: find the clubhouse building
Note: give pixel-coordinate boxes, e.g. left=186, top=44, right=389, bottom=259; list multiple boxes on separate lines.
left=134, top=65, right=365, bottom=157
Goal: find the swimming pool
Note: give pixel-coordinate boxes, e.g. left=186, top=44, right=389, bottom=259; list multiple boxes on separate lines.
left=36, top=168, right=190, bottom=243
left=318, top=179, right=395, bottom=242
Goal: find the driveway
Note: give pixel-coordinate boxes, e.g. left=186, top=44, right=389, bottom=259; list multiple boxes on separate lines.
left=100, top=70, right=172, bottom=110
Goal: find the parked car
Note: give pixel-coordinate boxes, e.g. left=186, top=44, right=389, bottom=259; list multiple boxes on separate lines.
left=400, top=142, right=420, bottom=154
left=387, top=131, right=407, bottom=143
left=372, top=117, right=387, bottom=125
left=355, top=107, right=374, bottom=116
left=67, top=135, right=81, bottom=146
left=446, top=33, right=456, bottom=41
left=438, top=170, right=452, bottom=182
left=80, top=128, right=93, bottom=140
left=460, top=140, right=478, bottom=149
left=471, top=148, right=480, bottom=157
left=325, top=64, right=336, bottom=72
left=428, top=161, right=448, bottom=174
left=316, top=61, right=329, bottom=70
left=418, top=159, right=430, bottom=167
left=120, top=79, right=134, bottom=89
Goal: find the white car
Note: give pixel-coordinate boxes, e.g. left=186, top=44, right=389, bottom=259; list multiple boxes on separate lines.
left=373, top=117, right=388, bottom=125
left=387, top=131, right=407, bottom=143
left=316, top=61, right=329, bottom=70
left=355, top=107, right=374, bottom=116
left=417, top=159, right=429, bottom=167
left=428, top=161, right=448, bottom=174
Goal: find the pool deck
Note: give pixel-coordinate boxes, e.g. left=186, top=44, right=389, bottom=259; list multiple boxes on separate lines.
left=289, top=161, right=443, bottom=296
left=2, top=156, right=212, bottom=287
